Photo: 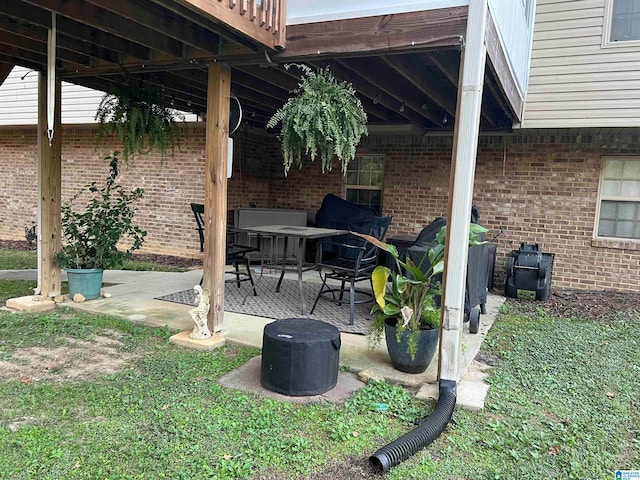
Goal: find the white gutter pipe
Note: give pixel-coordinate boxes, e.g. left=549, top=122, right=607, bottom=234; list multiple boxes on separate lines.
left=438, top=0, right=488, bottom=383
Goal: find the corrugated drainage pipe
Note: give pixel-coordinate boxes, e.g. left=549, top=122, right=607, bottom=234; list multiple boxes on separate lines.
left=369, top=379, right=457, bottom=472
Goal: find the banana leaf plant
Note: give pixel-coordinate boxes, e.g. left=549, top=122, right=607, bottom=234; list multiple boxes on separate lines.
left=353, top=223, right=488, bottom=359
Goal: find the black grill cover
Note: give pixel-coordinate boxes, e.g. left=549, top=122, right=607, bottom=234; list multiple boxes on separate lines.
left=261, top=318, right=341, bottom=396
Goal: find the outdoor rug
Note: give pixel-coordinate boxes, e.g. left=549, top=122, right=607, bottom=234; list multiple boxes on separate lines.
left=154, top=276, right=373, bottom=335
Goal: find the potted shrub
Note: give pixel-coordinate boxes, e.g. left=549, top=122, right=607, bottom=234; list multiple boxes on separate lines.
left=266, top=64, right=368, bottom=176
left=354, top=223, right=487, bottom=373
left=56, top=151, right=147, bottom=299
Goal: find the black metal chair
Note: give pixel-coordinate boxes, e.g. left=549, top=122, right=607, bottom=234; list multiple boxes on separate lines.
left=310, top=215, right=392, bottom=325
left=190, top=203, right=258, bottom=296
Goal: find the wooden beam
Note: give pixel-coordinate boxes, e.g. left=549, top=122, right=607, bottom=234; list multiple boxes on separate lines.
left=37, top=72, right=62, bottom=298
left=426, top=51, right=498, bottom=127
left=0, top=43, right=76, bottom=71
left=482, top=70, right=513, bottom=126
left=0, top=30, right=91, bottom=67
left=175, top=0, right=284, bottom=50
left=204, top=62, right=231, bottom=333
left=0, top=54, right=42, bottom=72
left=381, top=55, right=458, bottom=120
left=339, top=57, right=445, bottom=126
left=83, top=0, right=221, bottom=53
left=277, top=7, right=467, bottom=60
left=0, top=61, right=13, bottom=85
left=317, top=59, right=428, bottom=126
left=0, top=15, right=120, bottom=64
left=149, top=0, right=257, bottom=50
left=485, top=12, right=523, bottom=121
left=273, top=0, right=285, bottom=48
left=0, top=2, right=151, bottom=61
left=23, top=0, right=185, bottom=57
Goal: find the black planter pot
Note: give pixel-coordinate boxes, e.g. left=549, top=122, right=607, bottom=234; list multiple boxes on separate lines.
left=384, top=318, right=439, bottom=374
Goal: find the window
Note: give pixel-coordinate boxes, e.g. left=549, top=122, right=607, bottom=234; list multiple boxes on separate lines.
left=344, top=154, right=384, bottom=214
left=597, top=158, right=640, bottom=240
left=604, top=0, right=640, bottom=45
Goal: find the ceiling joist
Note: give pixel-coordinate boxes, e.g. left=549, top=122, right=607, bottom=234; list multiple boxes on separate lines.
left=0, top=2, right=517, bottom=132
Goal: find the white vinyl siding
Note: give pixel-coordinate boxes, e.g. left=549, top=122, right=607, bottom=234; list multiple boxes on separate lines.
left=488, top=0, right=536, bottom=92
left=0, top=66, right=105, bottom=125
left=522, top=0, right=640, bottom=128
left=0, top=66, right=197, bottom=126
left=596, top=157, right=640, bottom=240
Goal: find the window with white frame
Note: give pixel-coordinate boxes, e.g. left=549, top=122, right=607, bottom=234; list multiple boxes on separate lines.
left=345, top=154, right=384, bottom=214
left=604, top=0, right=640, bottom=45
left=597, top=158, right=640, bottom=240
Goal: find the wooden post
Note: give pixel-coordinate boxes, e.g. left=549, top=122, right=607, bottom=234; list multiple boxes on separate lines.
left=37, top=71, right=62, bottom=298
left=438, top=0, right=488, bottom=383
left=204, top=63, right=231, bottom=333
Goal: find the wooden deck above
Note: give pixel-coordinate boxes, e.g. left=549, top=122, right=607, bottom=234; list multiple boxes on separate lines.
left=0, top=2, right=522, bottom=132
left=178, top=0, right=286, bottom=50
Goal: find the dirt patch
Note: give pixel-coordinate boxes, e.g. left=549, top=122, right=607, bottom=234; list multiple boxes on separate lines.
left=255, top=456, right=384, bottom=480
left=0, top=335, right=136, bottom=383
left=544, top=290, right=640, bottom=322
left=0, top=239, right=37, bottom=251
left=505, top=289, right=640, bottom=323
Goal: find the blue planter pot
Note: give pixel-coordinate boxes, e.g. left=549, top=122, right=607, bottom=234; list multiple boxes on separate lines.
left=384, top=319, right=439, bottom=374
left=65, top=268, right=104, bottom=300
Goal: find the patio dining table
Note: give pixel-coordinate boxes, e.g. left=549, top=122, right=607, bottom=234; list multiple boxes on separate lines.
left=237, top=224, right=349, bottom=315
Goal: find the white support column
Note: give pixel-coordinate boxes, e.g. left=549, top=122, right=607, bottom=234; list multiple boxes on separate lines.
left=438, top=0, right=488, bottom=382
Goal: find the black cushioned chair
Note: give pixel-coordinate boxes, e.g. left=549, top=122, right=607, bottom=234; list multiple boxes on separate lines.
left=311, top=215, right=392, bottom=325
left=190, top=203, right=258, bottom=296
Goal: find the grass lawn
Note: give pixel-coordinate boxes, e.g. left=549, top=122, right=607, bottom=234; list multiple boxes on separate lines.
left=0, top=248, right=190, bottom=272
left=0, top=280, right=638, bottom=478
left=0, top=249, right=37, bottom=270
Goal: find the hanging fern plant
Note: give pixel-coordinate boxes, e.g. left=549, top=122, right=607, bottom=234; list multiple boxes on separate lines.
left=267, top=64, right=368, bottom=176
left=95, top=85, right=184, bottom=163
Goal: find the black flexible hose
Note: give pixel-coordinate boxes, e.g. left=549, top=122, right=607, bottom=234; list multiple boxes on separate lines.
left=369, top=379, right=457, bottom=472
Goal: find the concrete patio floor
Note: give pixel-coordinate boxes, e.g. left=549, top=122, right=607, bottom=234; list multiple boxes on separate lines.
left=2, top=268, right=505, bottom=409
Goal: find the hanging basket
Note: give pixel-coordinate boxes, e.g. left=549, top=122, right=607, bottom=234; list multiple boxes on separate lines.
left=267, top=64, right=368, bottom=176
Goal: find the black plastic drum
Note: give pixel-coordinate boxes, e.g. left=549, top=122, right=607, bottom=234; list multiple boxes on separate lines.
left=261, top=318, right=341, bottom=396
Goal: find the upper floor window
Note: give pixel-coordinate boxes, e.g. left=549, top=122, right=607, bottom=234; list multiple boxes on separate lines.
left=596, top=158, right=640, bottom=240
left=344, top=154, right=384, bottom=214
left=604, top=0, right=640, bottom=45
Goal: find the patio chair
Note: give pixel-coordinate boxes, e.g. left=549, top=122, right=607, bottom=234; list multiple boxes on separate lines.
left=310, top=215, right=392, bottom=325
left=190, top=203, right=258, bottom=296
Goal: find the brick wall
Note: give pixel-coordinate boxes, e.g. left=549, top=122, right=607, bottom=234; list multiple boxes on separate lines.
left=2, top=125, right=640, bottom=292
left=266, top=132, right=640, bottom=292
left=0, top=125, right=280, bottom=259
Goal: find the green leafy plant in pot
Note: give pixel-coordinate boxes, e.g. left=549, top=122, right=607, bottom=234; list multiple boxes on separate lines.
left=354, top=223, right=488, bottom=374
left=56, top=151, right=147, bottom=300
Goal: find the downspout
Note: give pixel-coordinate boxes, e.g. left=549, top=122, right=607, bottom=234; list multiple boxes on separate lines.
left=369, top=0, right=488, bottom=470
left=370, top=380, right=457, bottom=471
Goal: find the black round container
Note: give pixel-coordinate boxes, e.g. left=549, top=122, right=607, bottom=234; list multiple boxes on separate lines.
left=261, top=318, right=341, bottom=396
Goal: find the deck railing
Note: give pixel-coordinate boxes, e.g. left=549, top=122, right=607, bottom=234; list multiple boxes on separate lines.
left=182, top=0, right=286, bottom=50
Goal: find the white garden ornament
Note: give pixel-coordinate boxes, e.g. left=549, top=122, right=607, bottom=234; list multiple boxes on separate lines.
left=189, top=285, right=211, bottom=339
